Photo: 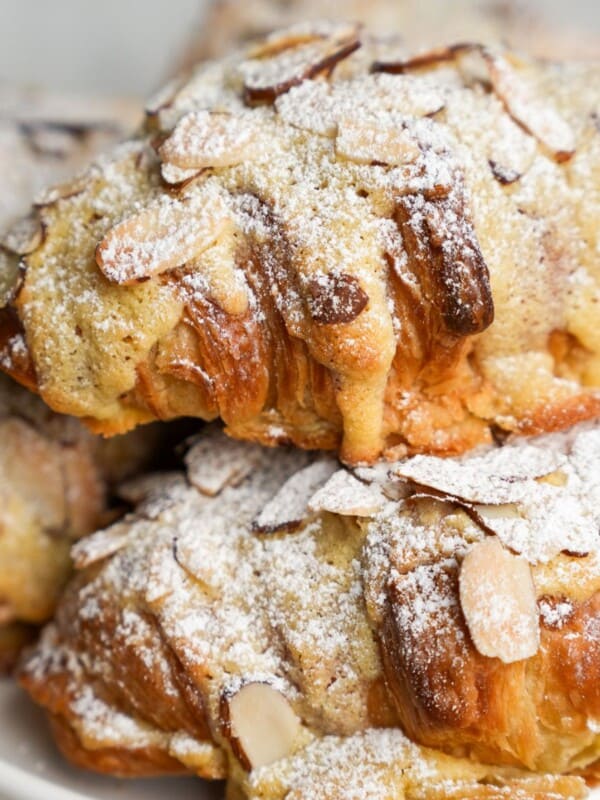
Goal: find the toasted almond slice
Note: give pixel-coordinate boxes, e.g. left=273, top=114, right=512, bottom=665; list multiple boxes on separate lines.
left=34, top=173, right=89, bottom=207
left=95, top=189, right=229, bottom=284
left=71, top=520, right=133, bottom=569
left=1, top=213, right=44, bottom=255
left=221, top=682, right=301, bottom=770
left=308, top=469, right=387, bottom=516
left=240, top=24, right=360, bottom=105
left=481, top=51, right=575, bottom=162
left=336, top=118, right=420, bottom=165
left=185, top=430, right=265, bottom=496
left=160, top=161, right=203, bottom=187
left=307, top=272, right=369, bottom=325
left=159, top=110, right=259, bottom=170
left=253, top=459, right=338, bottom=532
left=459, top=537, right=539, bottom=663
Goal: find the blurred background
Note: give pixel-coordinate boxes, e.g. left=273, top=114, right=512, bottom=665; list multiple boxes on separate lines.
left=0, top=0, right=597, bottom=99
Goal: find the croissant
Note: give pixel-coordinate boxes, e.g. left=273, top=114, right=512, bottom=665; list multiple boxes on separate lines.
left=18, top=424, right=600, bottom=797
left=1, top=26, right=599, bottom=464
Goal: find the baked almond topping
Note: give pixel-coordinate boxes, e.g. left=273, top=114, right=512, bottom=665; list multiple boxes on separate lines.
left=239, top=23, right=361, bottom=104
left=95, top=190, right=230, bottom=284
left=1, top=213, right=44, bottom=255
left=159, top=110, right=259, bottom=170
left=307, top=272, right=369, bottom=325
left=459, top=537, right=540, bottom=663
left=308, top=469, right=387, bottom=516
left=482, top=51, right=576, bottom=161
left=185, top=428, right=266, bottom=496
left=335, top=118, right=421, bottom=165
left=253, top=459, right=337, bottom=532
left=221, top=682, right=301, bottom=770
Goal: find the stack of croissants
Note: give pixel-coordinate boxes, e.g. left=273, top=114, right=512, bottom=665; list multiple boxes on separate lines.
left=1, top=1, right=599, bottom=798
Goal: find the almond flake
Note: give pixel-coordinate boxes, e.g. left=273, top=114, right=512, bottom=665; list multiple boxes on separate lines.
left=95, top=188, right=229, bottom=284
left=160, top=161, right=203, bottom=187
left=308, top=469, right=387, bottom=516
left=159, top=111, right=259, bottom=170
left=240, top=24, right=360, bottom=105
left=221, top=682, right=301, bottom=770
left=1, top=213, right=44, bottom=255
left=335, top=118, right=420, bottom=165
left=459, top=537, right=539, bottom=663
left=185, top=430, right=265, bottom=496
left=482, top=51, right=575, bottom=161
left=253, top=459, right=338, bottom=532
left=392, top=444, right=564, bottom=505
left=71, top=520, right=133, bottom=569
left=307, top=272, right=369, bottom=325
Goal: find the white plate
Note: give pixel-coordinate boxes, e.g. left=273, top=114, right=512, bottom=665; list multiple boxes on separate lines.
left=1, top=680, right=598, bottom=800
left=0, top=680, right=222, bottom=800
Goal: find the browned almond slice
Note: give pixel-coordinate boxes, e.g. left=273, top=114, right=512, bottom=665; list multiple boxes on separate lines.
left=482, top=52, right=575, bottom=162
left=240, top=24, right=360, bottom=105
left=335, top=118, right=420, bottom=165
left=1, top=213, right=44, bottom=255
left=253, top=460, right=338, bottom=532
left=71, top=520, right=133, bottom=569
left=307, top=272, right=369, bottom=325
left=34, top=173, right=89, bottom=207
left=372, top=43, right=471, bottom=73
left=221, top=682, right=301, bottom=770
left=159, top=111, right=259, bottom=170
left=185, top=431, right=265, bottom=496
left=459, top=537, right=539, bottom=662
left=160, top=161, right=203, bottom=187
left=308, top=469, right=387, bottom=516
left=95, top=190, right=229, bottom=284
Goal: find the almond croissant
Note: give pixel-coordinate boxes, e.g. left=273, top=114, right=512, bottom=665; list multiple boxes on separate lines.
left=1, top=26, right=599, bottom=464
left=19, top=424, right=600, bottom=797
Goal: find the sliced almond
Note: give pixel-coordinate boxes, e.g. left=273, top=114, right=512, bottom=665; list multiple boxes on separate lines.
left=185, top=430, right=265, bottom=496
left=307, top=272, right=369, bottom=325
left=335, top=118, right=420, bottom=166
left=161, top=161, right=203, bottom=187
left=308, top=469, right=387, bottom=516
left=392, top=444, right=564, bottom=505
left=482, top=51, right=575, bottom=162
left=253, top=459, right=338, bottom=532
left=470, top=485, right=597, bottom=564
left=71, top=520, right=132, bottom=569
left=1, top=213, right=44, bottom=255
left=221, top=682, right=301, bottom=770
left=95, top=189, right=229, bottom=284
left=240, top=24, right=360, bottom=105
left=276, top=74, right=444, bottom=138
left=159, top=110, right=259, bottom=170
left=459, top=537, right=539, bottom=663
left=34, top=173, right=89, bottom=207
